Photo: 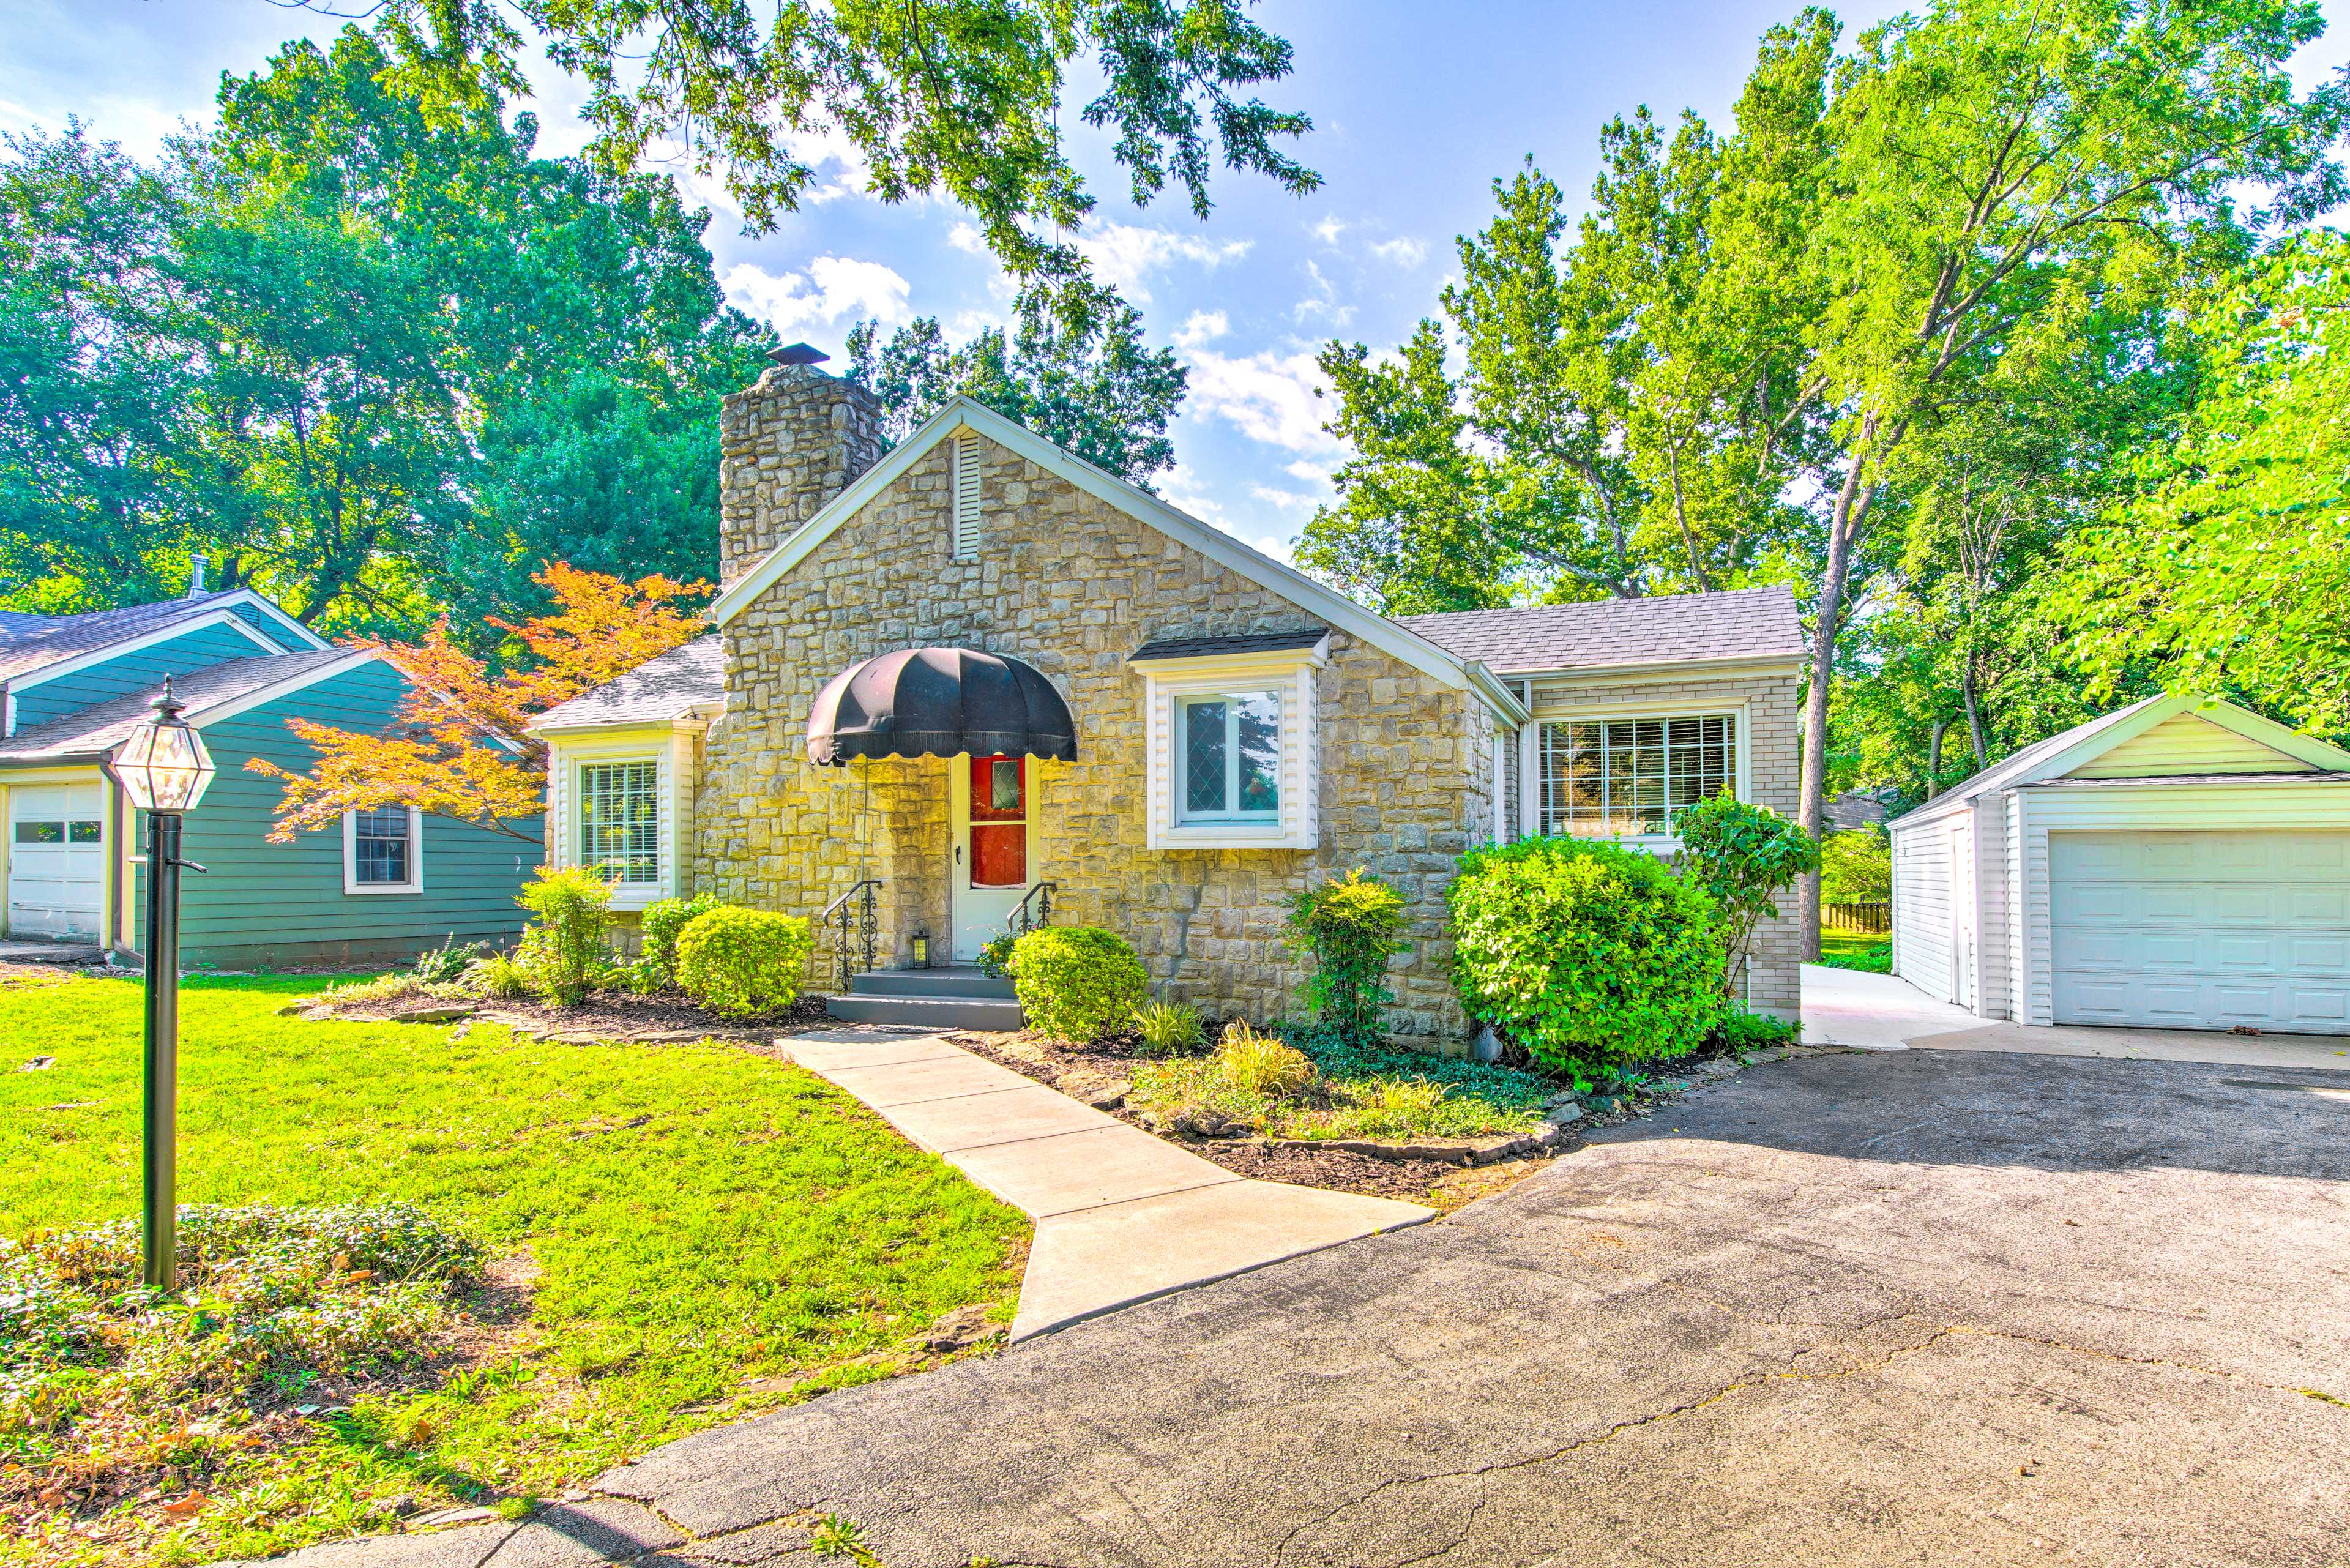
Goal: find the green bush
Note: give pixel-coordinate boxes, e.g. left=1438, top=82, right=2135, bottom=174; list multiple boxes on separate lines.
left=513, top=867, right=615, bottom=1006
left=1819, top=829, right=1892, bottom=905
left=1674, top=794, right=1820, bottom=996
left=1707, top=1009, right=1798, bottom=1054
left=640, top=892, right=722, bottom=987
left=1449, top=836, right=1722, bottom=1074
left=674, top=905, right=815, bottom=1018
left=1008, top=926, right=1147, bottom=1043
left=1283, top=868, right=1409, bottom=1045
left=1135, top=1000, right=1206, bottom=1056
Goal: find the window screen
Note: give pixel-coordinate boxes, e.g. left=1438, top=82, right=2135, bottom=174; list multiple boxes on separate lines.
left=352, top=807, right=412, bottom=886
left=580, top=762, right=660, bottom=883
left=1540, top=714, right=1736, bottom=837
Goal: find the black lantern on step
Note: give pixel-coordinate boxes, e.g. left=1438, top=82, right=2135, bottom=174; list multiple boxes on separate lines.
left=101, top=677, right=214, bottom=1290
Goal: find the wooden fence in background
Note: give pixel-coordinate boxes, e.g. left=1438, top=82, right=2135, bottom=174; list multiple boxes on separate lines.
left=1824, top=901, right=1891, bottom=935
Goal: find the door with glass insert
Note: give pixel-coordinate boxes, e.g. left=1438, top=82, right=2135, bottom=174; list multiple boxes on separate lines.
left=950, top=754, right=1032, bottom=961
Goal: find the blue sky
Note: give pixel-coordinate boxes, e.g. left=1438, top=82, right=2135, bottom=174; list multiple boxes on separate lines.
left=5, top=1, right=2344, bottom=567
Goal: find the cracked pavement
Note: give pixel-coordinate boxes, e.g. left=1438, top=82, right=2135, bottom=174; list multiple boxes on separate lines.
left=259, top=1048, right=2350, bottom=1567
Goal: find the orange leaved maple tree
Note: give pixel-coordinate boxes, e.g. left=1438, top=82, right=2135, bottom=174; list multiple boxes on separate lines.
left=250, top=564, right=707, bottom=843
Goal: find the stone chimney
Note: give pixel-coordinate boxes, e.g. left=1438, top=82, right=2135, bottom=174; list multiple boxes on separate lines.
left=718, top=346, right=886, bottom=586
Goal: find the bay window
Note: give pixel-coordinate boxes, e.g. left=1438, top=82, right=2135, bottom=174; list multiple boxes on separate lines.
left=580, top=760, right=660, bottom=884
left=1177, top=692, right=1281, bottom=823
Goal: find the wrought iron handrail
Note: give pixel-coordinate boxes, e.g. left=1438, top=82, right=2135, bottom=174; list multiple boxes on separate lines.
left=824, top=878, right=882, bottom=991
left=1005, top=881, right=1059, bottom=939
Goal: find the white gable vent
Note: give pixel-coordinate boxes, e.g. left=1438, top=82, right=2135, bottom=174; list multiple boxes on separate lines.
left=952, top=431, right=982, bottom=558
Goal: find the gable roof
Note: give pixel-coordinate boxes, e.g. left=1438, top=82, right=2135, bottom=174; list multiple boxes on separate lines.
left=1893, top=694, right=2350, bottom=828
left=528, top=635, right=726, bottom=734
left=0, top=649, right=376, bottom=763
left=0, top=590, right=327, bottom=684
left=705, top=395, right=1530, bottom=725
left=1397, top=586, right=1804, bottom=675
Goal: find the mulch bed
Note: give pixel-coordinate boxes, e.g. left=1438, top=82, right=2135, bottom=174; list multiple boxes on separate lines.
left=946, top=1028, right=1571, bottom=1205
left=315, top=988, right=832, bottom=1040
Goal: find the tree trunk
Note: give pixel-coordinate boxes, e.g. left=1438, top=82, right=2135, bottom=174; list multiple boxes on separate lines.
left=1797, top=417, right=1881, bottom=964
left=1925, top=718, right=1949, bottom=798
left=1961, top=654, right=1989, bottom=767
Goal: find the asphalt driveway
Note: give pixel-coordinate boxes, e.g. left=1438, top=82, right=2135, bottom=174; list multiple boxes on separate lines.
left=309, top=1048, right=2350, bottom=1567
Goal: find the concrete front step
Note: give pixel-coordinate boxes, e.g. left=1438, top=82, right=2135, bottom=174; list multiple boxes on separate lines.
left=826, top=991, right=1024, bottom=1031
left=850, top=966, right=1016, bottom=1000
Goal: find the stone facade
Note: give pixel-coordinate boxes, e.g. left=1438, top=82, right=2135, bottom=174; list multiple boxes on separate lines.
left=695, top=395, right=1502, bottom=1051
left=716, top=365, right=886, bottom=585
left=1524, top=666, right=1807, bottom=1017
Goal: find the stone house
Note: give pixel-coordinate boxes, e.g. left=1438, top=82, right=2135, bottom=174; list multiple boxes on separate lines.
left=531, top=357, right=1808, bottom=1048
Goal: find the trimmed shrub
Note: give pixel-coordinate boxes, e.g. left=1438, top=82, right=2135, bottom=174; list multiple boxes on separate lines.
left=675, top=906, right=815, bottom=1018
left=1283, top=868, right=1409, bottom=1045
left=1449, top=836, right=1721, bottom=1073
left=513, top=867, right=614, bottom=1006
left=640, top=892, right=722, bottom=987
left=1008, top=925, right=1147, bottom=1043
left=1135, top=1000, right=1206, bottom=1056
left=1673, top=794, right=1819, bottom=996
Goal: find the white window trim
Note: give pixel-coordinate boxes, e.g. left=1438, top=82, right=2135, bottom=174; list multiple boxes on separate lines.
left=343, top=807, right=424, bottom=895
left=1136, top=644, right=1325, bottom=851
left=573, top=755, right=666, bottom=905
left=1531, top=698, right=1751, bottom=853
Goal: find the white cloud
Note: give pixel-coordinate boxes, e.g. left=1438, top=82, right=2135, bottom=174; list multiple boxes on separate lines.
left=1291, top=261, right=1354, bottom=328
left=1073, top=222, right=1252, bottom=301
left=1173, top=310, right=1229, bottom=349
left=1311, top=214, right=1348, bottom=245
left=1369, top=236, right=1428, bottom=267
left=1248, top=483, right=1322, bottom=511
left=946, top=222, right=990, bottom=256
left=1284, top=459, right=1333, bottom=484
left=1181, top=348, right=1342, bottom=457
left=721, top=256, right=913, bottom=335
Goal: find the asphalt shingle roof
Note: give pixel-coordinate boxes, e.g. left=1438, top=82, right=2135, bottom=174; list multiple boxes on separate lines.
left=0, top=595, right=273, bottom=682
left=530, top=636, right=726, bottom=731
left=1397, top=585, right=1803, bottom=674
left=0, top=649, right=361, bottom=762
left=1128, top=629, right=1328, bottom=663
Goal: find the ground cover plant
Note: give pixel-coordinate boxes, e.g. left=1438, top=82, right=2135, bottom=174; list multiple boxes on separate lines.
left=0, top=970, right=1026, bottom=1567
left=1816, top=932, right=1895, bottom=973
left=1127, top=1023, right=1550, bottom=1143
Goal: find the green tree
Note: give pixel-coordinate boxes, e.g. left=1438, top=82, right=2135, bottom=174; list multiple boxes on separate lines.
left=2056, top=233, right=2350, bottom=733
left=845, top=280, right=1186, bottom=487
left=1299, top=14, right=1837, bottom=610
left=1789, top=0, right=2344, bottom=955
left=357, top=0, right=1319, bottom=314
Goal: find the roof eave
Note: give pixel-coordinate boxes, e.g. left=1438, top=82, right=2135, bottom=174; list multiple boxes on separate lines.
left=1502, top=652, right=1808, bottom=684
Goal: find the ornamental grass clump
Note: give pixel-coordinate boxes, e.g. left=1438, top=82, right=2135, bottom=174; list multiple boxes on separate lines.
left=674, top=905, right=815, bottom=1018
left=1449, top=836, right=1722, bottom=1075
left=1282, top=868, right=1409, bottom=1045
left=1134, top=1000, right=1206, bottom=1056
left=1212, top=1023, right=1316, bottom=1099
left=1007, top=927, right=1147, bottom=1043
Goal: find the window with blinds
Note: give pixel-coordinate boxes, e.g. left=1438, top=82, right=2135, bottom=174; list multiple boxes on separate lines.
left=1540, top=714, right=1736, bottom=838
left=579, top=761, right=660, bottom=883
left=952, top=431, right=982, bottom=558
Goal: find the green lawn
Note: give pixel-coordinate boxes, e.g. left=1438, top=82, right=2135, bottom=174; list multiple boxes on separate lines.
left=0, top=969, right=1026, bottom=1566
left=1816, top=930, right=1893, bottom=972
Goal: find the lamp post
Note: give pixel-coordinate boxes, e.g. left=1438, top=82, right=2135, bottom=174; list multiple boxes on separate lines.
left=102, top=677, right=215, bottom=1291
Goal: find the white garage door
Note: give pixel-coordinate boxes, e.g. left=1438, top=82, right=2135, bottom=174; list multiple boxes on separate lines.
left=2051, top=830, right=2350, bottom=1033
left=8, top=783, right=106, bottom=941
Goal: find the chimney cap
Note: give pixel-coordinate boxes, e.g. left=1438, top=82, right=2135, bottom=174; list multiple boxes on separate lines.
left=767, top=342, right=830, bottom=367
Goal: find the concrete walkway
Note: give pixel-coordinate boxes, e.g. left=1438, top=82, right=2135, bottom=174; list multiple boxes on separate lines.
left=1804, top=963, right=2350, bottom=1070
left=779, top=1028, right=1434, bottom=1340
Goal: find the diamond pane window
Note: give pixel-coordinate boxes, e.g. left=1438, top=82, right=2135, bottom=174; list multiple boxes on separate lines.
left=580, top=761, right=660, bottom=883
left=1540, top=714, right=1736, bottom=837
left=352, top=807, right=412, bottom=886
left=1177, top=693, right=1280, bottom=823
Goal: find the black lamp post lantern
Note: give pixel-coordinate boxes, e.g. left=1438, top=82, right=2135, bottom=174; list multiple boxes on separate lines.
left=102, top=677, right=215, bottom=1290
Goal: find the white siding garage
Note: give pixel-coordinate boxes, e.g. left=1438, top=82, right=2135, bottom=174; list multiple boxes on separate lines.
left=1890, top=695, right=2350, bottom=1032
left=7, top=781, right=107, bottom=941
left=2050, top=830, right=2350, bottom=1032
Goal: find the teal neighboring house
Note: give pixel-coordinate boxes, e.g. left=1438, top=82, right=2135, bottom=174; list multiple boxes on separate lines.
left=0, top=570, right=532, bottom=966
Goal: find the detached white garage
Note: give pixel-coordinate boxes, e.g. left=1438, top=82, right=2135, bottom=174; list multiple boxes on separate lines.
left=1889, top=694, right=2350, bottom=1034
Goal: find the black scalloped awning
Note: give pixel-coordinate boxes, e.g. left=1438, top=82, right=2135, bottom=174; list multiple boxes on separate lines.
left=805, top=648, right=1078, bottom=766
